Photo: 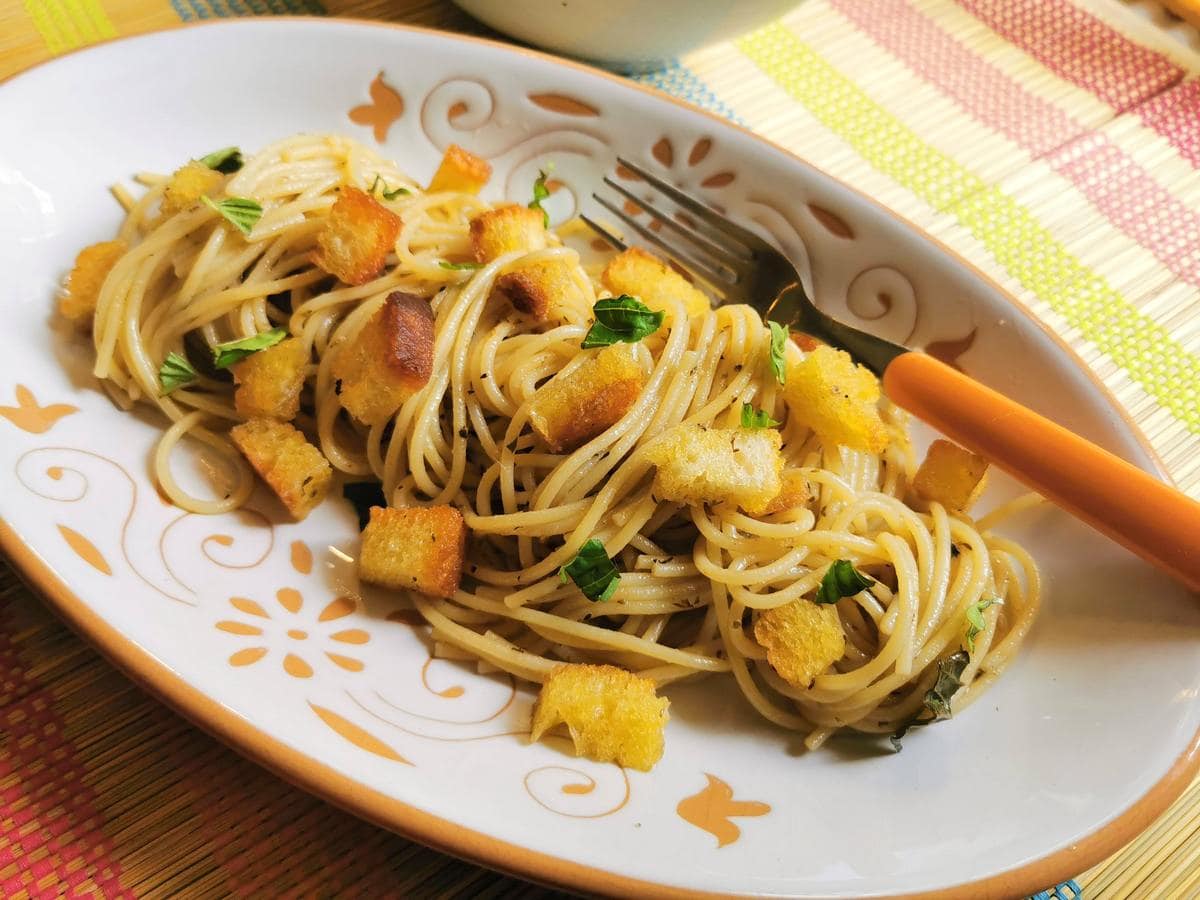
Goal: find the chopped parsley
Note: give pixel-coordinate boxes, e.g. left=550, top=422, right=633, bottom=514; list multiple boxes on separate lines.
left=581, top=295, right=664, bottom=348
left=767, top=320, right=788, bottom=385
left=198, top=146, right=244, bottom=174
left=740, top=403, right=780, bottom=430
left=158, top=352, right=197, bottom=395
left=201, top=195, right=262, bottom=236
left=370, top=174, right=410, bottom=200
left=814, top=559, right=875, bottom=605
left=559, top=538, right=620, bottom=602
left=890, top=651, right=970, bottom=751
left=211, top=327, right=288, bottom=368
left=438, top=260, right=483, bottom=270
left=964, top=598, right=1000, bottom=653
left=528, top=167, right=552, bottom=228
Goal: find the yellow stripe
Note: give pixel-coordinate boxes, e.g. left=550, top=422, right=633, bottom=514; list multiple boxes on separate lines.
left=22, top=0, right=71, bottom=54
left=22, top=0, right=115, bottom=56
left=737, top=22, right=1200, bottom=433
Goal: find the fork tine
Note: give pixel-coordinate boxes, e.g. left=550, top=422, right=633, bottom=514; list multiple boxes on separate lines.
left=601, top=177, right=750, bottom=273
left=592, top=192, right=734, bottom=287
left=615, top=156, right=763, bottom=255
left=580, top=214, right=628, bottom=251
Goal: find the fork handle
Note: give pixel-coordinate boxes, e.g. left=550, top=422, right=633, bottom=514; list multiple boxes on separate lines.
left=882, top=351, right=1200, bottom=593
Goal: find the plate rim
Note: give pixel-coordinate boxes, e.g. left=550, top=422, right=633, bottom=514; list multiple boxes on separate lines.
left=2, top=17, right=1196, bottom=899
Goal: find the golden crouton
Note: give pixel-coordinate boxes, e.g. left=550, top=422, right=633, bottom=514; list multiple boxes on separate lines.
left=333, top=291, right=434, bottom=426
left=756, top=469, right=810, bottom=516
left=601, top=247, right=711, bottom=320
left=161, top=161, right=224, bottom=216
left=754, top=600, right=845, bottom=688
left=495, top=258, right=582, bottom=320
left=644, top=424, right=783, bottom=515
left=232, top=337, right=309, bottom=420
left=529, top=344, right=644, bottom=453
left=427, top=144, right=492, bottom=195
left=359, top=505, right=467, bottom=599
left=530, top=664, right=669, bottom=772
left=784, top=345, right=888, bottom=453
left=230, top=418, right=332, bottom=520
left=58, top=240, right=126, bottom=327
left=913, top=439, right=989, bottom=512
left=312, top=187, right=401, bottom=285
left=469, top=205, right=547, bottom=263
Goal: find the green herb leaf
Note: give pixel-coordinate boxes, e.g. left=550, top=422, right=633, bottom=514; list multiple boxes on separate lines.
left=767, top=320, right=788, bottom=386
left=740, top=403, right=780, bottom=430
left=159, top=352, right=198, bottom=395
left=438, top=260, right=483, bottom=271
left=964, top=598, right=1000, bottom=653
left=370, top=174, right=410, bottom=200
left=198, top=147, right=244, bottom=174
left=212, top=327, right=288, bottom=369
left=559, top=538, right=620, bottom=602
left=890, top=650, right=970, bottom=751
left=814, top=559, right=875, bottom=605
left=581, top=295, right=664, bottom=348
left=343, top=481, right=387, bottom=531
left=528, top=167, right=552, bottom=228
left=201, top=195, right=262, bottom=236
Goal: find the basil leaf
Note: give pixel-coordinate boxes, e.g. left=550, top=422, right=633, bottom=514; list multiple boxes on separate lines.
left=201, top=195, right=262, bottom=236
left=890, top=650, right=970, bottom=751
left=964, top=598, right=1000, bottom=653
left=528, top=168, right=552, bottom=228
left=370, top=174, right=409, bottom=200
left=740, top=403, right=780, bottom=430
left=559, top=538, right=620, bottom=602
left=159, top=351, right=198, bottom=395
left=814, top=559, right=875, bottom=605
left=198, top=147, right=244, bottom=173
left=343, top=481, right=387, bottom=531
left=581, top=295, right=664, bottom=348
left=438, top=260, right=483, bottom=270
left=212, top=327, right=288, bottom=369
left=767, top=320, right=788, bottom=386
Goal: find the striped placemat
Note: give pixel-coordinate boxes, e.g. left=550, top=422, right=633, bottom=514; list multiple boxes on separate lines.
left=3, top=0, right=1199, bottom=897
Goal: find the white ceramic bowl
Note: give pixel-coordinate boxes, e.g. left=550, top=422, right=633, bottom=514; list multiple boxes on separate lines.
left=453, top=0, right=801, bottom=69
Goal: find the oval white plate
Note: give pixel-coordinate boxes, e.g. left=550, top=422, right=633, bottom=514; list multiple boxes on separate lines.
left=2, top=20, right=1199, bottom=899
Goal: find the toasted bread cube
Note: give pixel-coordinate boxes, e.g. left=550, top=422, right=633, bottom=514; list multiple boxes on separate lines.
left=359, top=505, right=467, bottom=599
left=232, top=338, right=309, bottom=420
left=601, top=247, right=711, bottom=320
left=757, top=469, right=810, bottom=517
left=791, top=332, right=825, bottom=353
left=161, top=161, right=224, bottom=216
left=427, top=144, right=492, bottom=195
left=58, top=240, right=126, bottom=327
left=754, top=600, right=845, bottom=688
left=495, top=258, right=582, bottom=320
left=469, top=205, right=547, bottom=263
left=645, top=424, right=783, bottom=514
left=913, top=439, right=989, bottom=512
left=332, top=291, right=434, bottom=427
left=529, top=344, right=644, bottom=453
left=530, top=664, right=669, bottom=772
left=784, top=345, right=888, bottom=453
left=312, top=187, right=401, bottom=285
left=230, top=418, right=332, bottom=520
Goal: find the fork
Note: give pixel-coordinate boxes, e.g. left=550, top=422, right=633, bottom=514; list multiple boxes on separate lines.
left=583, top=156, right=1200, bottom=594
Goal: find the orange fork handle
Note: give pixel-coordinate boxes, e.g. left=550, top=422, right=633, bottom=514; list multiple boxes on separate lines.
left=882, top=351, right=1200, bottom=594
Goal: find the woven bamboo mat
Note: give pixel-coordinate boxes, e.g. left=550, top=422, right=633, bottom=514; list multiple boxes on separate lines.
left=3, top=0, right=1200, bottom=896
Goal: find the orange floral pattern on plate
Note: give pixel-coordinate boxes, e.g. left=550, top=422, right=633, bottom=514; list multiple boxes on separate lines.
left=1, top=385, right=77, bottom=434
left=676, top=773, right=770, bottom=847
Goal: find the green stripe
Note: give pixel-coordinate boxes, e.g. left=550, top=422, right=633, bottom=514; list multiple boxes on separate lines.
left=737, top=23, right=1200, bottom=431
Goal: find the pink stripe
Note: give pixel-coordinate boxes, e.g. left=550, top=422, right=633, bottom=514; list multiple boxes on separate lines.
left=832, top=0, right=1084, bottom=157
left=1134, top=79, right=1200, bottom=169
left=957, top=0, right=1183, bottom=111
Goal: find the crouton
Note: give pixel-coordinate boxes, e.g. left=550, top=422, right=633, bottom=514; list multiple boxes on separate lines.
left=494, top=258, right=582, bottom=320
left=601, top=247, right=711, bottom=320
left=161, top=161, right=224, bottom=216
left=753, top=600, right=845, bottom=688
left=529, top=344, right=644, bottom=452
left=58, top=240, right=126, bottom=328
left=358, top=505, right=467, bottom=599
left=791, top=332, right=825, bottom=353
left=232, top=337, right=309, bottom=420
left=756, top=469, right=810, bottom=516
left=427, top=144, right=492, bottom=195
left=469, top=205, right=547, bottom=263
left=332, top=291, right=434, bottom=426
left=230, top=418, right=332, bottom=520
left=913, top=439, right=989, bottom=512
left=644, top=424, right=783, bottom=515
left=312, top=187, right=401, bottom=285
left=784, top=345, right=888, bottom=453
left=530, top=664, right=669, bottom=772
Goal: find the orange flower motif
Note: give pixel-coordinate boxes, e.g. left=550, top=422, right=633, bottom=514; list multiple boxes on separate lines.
left=217, top=588, right=370, bottom=678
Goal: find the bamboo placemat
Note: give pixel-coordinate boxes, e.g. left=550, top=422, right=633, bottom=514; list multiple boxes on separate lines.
left=3, top=0, right=1200, bottom=896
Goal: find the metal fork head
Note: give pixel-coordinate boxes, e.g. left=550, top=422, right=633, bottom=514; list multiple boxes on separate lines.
left=582, top=155, right=907, bottom=376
